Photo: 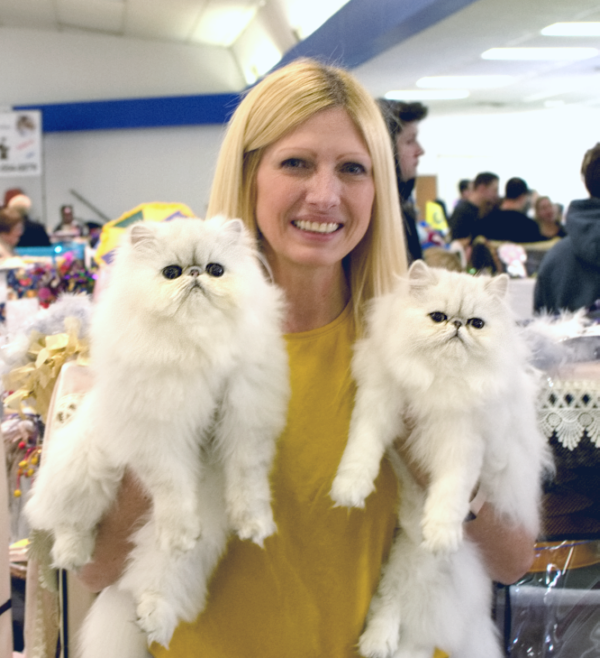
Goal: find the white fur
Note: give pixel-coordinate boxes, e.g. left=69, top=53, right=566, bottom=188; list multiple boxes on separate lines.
left=25, top=216, right=290, bottom=655
left=330, top=260, right=553, bottom=658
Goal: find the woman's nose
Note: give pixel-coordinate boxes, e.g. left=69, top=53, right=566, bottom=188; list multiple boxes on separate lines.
left=305, top=169, right=341, bottom=208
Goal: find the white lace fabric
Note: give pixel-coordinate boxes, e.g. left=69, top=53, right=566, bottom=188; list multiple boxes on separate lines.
left=539, top=377, right=600, bottom=451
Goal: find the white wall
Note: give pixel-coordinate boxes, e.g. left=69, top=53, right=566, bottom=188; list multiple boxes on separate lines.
left=0, top=27, right=244, bottom=106
left=37, top=124, right=228, bottom=228
left=418, top=105, right=596, bottom=213
left=4, top=92, right=596, bottom=231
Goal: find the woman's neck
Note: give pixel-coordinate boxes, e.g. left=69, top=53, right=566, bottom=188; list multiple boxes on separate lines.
left=272, top=263, right=350, bottom=333
left=539, top=220, right=559, bottom=237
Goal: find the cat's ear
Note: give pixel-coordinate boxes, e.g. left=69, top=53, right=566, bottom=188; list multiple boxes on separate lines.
left=485, top=273, right=509, bottom=299
left=128, top=221, right=158, bottom=249
left=407, top=259, right=438, bottom=294
left=222, top=218, right=245, bottom=240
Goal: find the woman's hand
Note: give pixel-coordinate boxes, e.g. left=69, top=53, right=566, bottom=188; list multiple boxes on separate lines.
left=464, top=503, right=535, bottom=585
left=392, top=435, right=535, bottom=585
left=76, top=470, right=151, bottom=592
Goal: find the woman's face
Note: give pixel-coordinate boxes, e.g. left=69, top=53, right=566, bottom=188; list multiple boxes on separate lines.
left=4, top=221, right=23, bottom=246
left=254, top=107, right=375, bottom=275
left=536, top=198, right=555, bottom=223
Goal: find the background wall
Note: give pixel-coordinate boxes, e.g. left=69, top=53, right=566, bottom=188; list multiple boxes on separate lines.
left=419, top=105, right=594, bottom=213
left=0, top=27, right=595, bottom=229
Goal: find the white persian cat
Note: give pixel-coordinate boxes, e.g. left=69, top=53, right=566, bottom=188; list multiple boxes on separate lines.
left=25, top=216, right=290, bottom=658
left=331, top=260, right=552, bottom=658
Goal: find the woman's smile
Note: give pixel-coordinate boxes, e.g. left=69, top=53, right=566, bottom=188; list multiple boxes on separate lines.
left=255, top=107, right=375, bottom=272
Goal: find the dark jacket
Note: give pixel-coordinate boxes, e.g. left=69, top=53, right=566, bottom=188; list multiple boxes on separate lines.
left=534, top=197, right=600, bottom=313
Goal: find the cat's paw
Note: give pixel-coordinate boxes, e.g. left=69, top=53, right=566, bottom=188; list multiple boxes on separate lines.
left=51, top=529, right=95, bottom=570
left=358, top=617, right=400, bottom=658
left=136, top=591, right=178, bottom=649
left=421, top=516, right=463, bottom=554
left=330, top=469, right=375, bottom=509
left=154, top=514, right=201, bottom=555
left=231, top=507, right=277, bottom=547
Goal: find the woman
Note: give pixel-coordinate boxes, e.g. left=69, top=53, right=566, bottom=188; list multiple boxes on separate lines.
left=79, top=59, right=535, bottom=657
left=534, top=195, right=566, bottom=240
left=0, top=207, right=24, bottom=258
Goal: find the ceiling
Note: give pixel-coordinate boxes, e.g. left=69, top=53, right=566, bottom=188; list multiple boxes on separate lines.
left=1, top=0, right=600, bottom=118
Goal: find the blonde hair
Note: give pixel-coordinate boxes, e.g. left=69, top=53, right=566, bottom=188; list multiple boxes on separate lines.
left=207, top=58, right=407, bottom=324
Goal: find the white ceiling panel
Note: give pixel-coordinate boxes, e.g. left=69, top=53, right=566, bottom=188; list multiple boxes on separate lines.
left=0, top=0, right=57, bottom=29
left=56, top=0, right=125, bottom=33
left=124, top=0, right=207, bottom=42
left=190, top=0, right=260, bottom=47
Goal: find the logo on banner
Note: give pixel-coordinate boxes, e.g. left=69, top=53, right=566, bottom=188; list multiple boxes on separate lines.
left=0, top=111, right=42, bottom=177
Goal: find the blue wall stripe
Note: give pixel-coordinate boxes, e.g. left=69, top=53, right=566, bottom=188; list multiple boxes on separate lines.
left=277, top=0, right=479, bottom=70
left=13, top=0, right=477, bottom=133
left=15, top=92, right=242, bottom=133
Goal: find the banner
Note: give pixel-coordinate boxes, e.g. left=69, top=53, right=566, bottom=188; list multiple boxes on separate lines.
left=0, top=111, right=42, bottom=177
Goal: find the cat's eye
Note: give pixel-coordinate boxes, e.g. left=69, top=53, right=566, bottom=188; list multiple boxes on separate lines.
left=162, top=265, right=182, bottom=279
left=206, top=263, right=225, bottom=277
left=429, top=312, right=447, bottom=323
left=467, top=318, right=485, bottom=329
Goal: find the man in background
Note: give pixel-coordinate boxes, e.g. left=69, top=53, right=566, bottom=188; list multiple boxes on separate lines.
left=534, top=144, right=600, bottom=313
left=476, top=177, right=542, bottom=243
left=3, top=188, right=51, bottom=248
left=377, top=99, right=427, bottom=263
left=448, top=172, right=500, bottom=249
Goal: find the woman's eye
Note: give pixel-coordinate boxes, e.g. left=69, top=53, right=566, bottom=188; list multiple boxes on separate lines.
left=281, top=158, right=307, bottom=170
left=162, top=265, right=182, bottom=279
left=467, top=318, right=485, bottom=329
left=429, top=312, right=447, bottom=323
left=206, top=263, right=225, bottom=277
left=340, top=162, right=367, bottom=175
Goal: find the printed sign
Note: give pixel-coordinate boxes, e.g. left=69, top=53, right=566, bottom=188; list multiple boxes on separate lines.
left=0, top=111, right=42, bottom=177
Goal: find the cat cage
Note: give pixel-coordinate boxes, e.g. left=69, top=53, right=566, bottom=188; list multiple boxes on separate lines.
left=496, top=333, right=600, bottom=657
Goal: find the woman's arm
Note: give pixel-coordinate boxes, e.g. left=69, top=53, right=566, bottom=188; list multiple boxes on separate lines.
left=464, top=503, right=535, bottom=585
left=76, top=470, right=151, bottom=592
left=393, top=437, right=536, bottom=586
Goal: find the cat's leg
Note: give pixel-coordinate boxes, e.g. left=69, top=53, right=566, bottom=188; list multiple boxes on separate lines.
left=121, top=467, right=229, bottom=647
left=132, top=424, right=204, bottom=555
left=420, top=422, right=484, bottom=553
left=25, top=408, right=123, bottom=570
left=214, top=348, right=288, bottom=546
left=442, top=541, right=503, bottom=658
left=330, top=358, right=404, bottom=509
left=76, top=585, right=150, bottom=658
left=359, top=535, right=409, bottom=658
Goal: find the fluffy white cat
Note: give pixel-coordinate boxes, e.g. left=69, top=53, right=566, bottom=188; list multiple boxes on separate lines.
left=331, top=260, right=552, bottom=658
left=25, top=216, right=290, bottom=657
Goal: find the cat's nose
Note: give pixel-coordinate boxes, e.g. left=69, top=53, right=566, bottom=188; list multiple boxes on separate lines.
left=189, top=267, right=201, bottom=278
left=453, top=320, right=462, bottom=328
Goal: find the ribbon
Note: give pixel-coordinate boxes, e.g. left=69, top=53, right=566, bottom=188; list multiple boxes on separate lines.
left=2, top=316, right=89, bottom=422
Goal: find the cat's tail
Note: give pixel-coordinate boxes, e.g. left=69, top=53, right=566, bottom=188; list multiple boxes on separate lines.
left=76, top=585, right=151, bottom=658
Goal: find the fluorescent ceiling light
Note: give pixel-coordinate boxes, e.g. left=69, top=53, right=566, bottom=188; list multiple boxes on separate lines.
left=417, top=75, right=514, bottom=89
left=541, top=22, right=600, bottom=37
left=482, top=47, right=598, bottom=61
left=384, top=89, right=470, bottom=101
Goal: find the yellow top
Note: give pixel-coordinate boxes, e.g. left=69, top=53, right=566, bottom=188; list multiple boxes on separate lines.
left=151, top=304, right=401, bottom=657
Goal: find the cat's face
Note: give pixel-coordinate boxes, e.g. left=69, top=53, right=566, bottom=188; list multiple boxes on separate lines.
left=402, top=261, right=510, bottom=364
left=111, top=216, right=254, bottom=324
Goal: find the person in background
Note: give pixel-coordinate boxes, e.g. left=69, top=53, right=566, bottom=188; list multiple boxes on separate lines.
left=458, top=178, right=472, bottom=201
left=52, top=204, right=88, bottom=241
left=534, top=195, right=566, bottom=240
left=3, top=190, right=51, bottom=248
left=475, top=177, right=543, bottom=244
left=534, top=143, right=600, bottom=314
left=377, top=99, right=428, bottom=263
left=75, top=59, right=536, bottom=658
left=0, top=207, right=24, bottom=259
left=448, top=171, right=499, bottom=253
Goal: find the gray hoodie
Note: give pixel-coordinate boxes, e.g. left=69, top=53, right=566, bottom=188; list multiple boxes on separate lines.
left=534, top=197, right=600, bottom=313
